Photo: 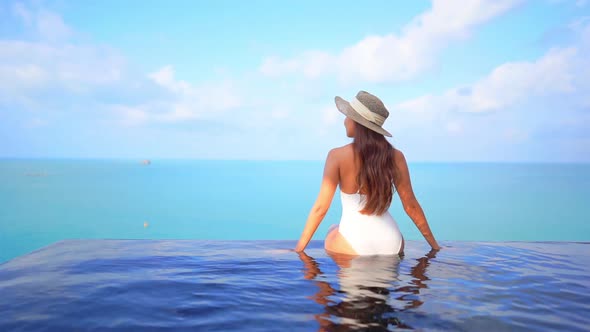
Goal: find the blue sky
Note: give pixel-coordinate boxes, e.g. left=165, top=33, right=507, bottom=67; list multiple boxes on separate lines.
left=1, top=0, right=589, bottom=161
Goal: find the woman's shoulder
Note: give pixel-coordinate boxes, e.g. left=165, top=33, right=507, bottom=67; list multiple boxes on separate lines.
left=391, top=147, right=408, bottom=164
left=329, top=145, right=406, bottom=163
left=330, top=143, right=354, bottom=155
left=325, top=144, right=355, bottom=165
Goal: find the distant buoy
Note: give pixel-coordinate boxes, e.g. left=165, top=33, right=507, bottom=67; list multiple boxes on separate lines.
left=144, top=222, right=149, bottom=228
left=141, top=159, right=151, bottom=165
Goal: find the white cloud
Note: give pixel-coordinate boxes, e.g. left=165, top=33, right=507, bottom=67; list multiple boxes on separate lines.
left=113, top=65, right=243, bottom=126
left=445, top=121, right=464, bottom=135
left=0, top=40, right=125, bottom=101
left=396, top=41, right=587, bottom=115
left=390, top=19, right=590, bottom=160
left=503, top=128, right=529, bottom=143
left=270, top=108, right=289, bottom=120
left=148, top=65, right=242, bottom=112
left=115, top=105, right=149, bottom=127
left=148, top=65, right=190, bottom=94
left=12, top=2, right=32, bottom=25
left=0, top=63, right=47, bottom=87
left=0, top=4, right=243, bottom=128
left=11, top=2, right=73, bottom=41
left=260, top=56, right=300, bottom=78
left=3, top=1, right=588, bottom=161
left=322, top=105, right=340, bottom=125
left=259, top=0, right=522, bottom=83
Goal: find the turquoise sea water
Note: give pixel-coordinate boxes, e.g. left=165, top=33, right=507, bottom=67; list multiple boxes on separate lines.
left=1, top=160, right=589, bottom=263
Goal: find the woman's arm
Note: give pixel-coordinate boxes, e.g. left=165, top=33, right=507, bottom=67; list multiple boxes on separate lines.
left=294, top=149, right=339, bottom=252
left=393, top=149, right=440, bottom=250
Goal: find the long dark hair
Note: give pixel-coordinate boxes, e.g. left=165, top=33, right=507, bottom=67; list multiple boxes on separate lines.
left=353, top=123, right=397, bottom=215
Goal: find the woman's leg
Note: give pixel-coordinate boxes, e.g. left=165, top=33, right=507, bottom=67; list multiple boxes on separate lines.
left=324, top=225, right=357, bottom=256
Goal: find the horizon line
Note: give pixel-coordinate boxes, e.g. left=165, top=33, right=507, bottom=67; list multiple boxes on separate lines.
left=0, top=157, right=588, bottom=165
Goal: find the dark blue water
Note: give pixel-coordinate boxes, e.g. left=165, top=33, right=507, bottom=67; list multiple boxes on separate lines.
left=1, top=240, right=588, bottom=331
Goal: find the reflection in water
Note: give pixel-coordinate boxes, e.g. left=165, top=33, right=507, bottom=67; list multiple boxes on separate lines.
left=298, top=249, right=438, bottom=331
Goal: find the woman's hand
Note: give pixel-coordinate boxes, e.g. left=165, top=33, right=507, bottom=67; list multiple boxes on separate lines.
left=284, top=246, right=302, bottom=252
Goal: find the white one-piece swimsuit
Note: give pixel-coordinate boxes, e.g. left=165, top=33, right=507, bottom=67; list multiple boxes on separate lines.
left=335, top=190, right=403, bottom=256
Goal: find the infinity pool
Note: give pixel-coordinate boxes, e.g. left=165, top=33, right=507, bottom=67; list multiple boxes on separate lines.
left=1, top=240, right=588, bottom=331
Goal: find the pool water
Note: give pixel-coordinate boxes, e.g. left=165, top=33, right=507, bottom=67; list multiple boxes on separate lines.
left=1, top=239, right=588, bottom=331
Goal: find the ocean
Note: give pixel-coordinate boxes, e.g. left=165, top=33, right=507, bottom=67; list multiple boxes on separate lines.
left=1, top=160, right=589, bottom=263
left=1, top=160, right=589, bottom=330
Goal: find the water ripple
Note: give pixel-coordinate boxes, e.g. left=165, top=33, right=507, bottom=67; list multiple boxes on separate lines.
left=0, top=240, right=589, bottom=331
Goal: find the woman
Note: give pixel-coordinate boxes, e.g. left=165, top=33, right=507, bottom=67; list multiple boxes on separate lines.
left=294, top=91, right=440, bottom=255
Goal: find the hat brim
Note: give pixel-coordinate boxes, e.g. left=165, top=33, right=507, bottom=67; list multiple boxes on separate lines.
left=334, top=96, right=392, bottom=137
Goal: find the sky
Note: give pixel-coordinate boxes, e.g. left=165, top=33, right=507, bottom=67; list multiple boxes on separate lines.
left=0, top=0, right=589, bottom=162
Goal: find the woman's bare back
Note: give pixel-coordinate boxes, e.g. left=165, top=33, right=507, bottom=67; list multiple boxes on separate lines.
left=334, top=144, right=397, bottom=194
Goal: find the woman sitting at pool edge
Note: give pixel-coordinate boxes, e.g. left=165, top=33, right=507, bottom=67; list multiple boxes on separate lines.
left=294, top=91, right=440, bottom=256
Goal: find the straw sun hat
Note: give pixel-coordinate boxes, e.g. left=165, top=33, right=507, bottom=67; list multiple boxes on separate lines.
left=335, top=90, right=392, bottom=137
